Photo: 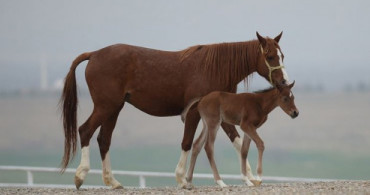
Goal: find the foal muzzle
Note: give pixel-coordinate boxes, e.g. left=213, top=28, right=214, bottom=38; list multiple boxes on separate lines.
left=290, top=110, right=299, bottom=119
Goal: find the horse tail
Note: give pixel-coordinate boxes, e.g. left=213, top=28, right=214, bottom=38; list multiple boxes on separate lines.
left=181, top=97, right=202, bottom=123
left=60, top=52, right=91, bottom=172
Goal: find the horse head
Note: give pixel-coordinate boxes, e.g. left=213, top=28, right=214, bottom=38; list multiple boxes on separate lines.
left=256, top=31, right=289, bottom=87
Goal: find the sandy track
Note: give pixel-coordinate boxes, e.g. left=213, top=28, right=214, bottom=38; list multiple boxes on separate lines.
left=1, top=181, right=369, bottom=195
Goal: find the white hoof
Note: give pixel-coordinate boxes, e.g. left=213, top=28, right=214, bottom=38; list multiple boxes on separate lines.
left=243, top=175, right=255, bottom=187
left=75, top=166, right=89, bottom=189
left=177, top=180, right=188, bottom=189
left=251, top=175, right=262, bottom=186
left=245, top=180, right=255, bottom=187
left=216, top=180, right=228, bottom=188
left=104, top=177, right=122, bottom=189
left=175, top=171, right=187, bottom=186
left=251, top=179, right=262, bottom=187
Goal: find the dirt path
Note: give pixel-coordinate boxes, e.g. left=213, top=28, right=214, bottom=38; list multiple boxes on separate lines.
left=1, top=181, right=369, bottom=194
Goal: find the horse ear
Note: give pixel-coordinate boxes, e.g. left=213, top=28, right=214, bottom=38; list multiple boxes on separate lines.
left=288, top=80, right=295, bottom=89
left=274, top=31, right=283, bottom=43
left=256, top=31, right=266, bottom=46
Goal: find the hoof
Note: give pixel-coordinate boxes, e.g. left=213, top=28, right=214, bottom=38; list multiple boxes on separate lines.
left=245, top=180, right=255, bottom=187
left=178, top=183, right=186, bottom=189
left=251, top=180, right=262, bottom=187
left=185, top=183, right=194, bottom=190
left=74, top=176, right=83, bottom=190
left=216, top=180, right=228, bottom=188
left=112, top=185, right=124, bottom=189
left=178, top=181, right=192, bottom=189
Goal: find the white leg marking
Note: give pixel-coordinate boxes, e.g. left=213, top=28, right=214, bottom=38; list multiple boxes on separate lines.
left=76, top=146, right=90, bottom=181
left=232, top=137, right=256, bottom=181
left=243, top=175, right=255, bottom=187
left=102, top=152, right=122, bottom=188
left=232, top=136, right=242, bottom=151
left=277, top=48, right=289, bottom=82
left=216, top=180, right=228, bottom=188
left=246, top=160, right=255, bottom=180
left=256, top=175, right=262, bottom=181
left=175, top=150, right=189, bottom=187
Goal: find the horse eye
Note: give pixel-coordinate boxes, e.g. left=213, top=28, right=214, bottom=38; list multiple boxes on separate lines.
left=283, top=97, right=289, bottom=102
left=267, top=56, right=274, bottom=61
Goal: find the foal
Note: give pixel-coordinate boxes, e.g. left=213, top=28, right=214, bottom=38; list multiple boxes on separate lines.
left=182, top=82, right=298, bottom=188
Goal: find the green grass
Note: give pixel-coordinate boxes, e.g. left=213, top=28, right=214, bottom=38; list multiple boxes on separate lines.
left=1, top=145, right=369, bottom=187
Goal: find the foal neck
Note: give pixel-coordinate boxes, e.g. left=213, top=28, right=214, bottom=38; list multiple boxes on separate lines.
left=257, top=89, right=279, bottom=115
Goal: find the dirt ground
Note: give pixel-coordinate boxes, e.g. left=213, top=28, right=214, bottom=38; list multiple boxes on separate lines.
left=1, top=181, right=370, bottom=195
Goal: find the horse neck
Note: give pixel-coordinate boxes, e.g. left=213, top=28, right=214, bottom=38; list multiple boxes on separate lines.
left=258, top=89, right=279, bottom=115
left=193, top=40, right=260, bottom=90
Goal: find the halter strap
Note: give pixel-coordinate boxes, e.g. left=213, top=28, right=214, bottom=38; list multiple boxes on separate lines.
left=260, top=46, right=285, bottom=85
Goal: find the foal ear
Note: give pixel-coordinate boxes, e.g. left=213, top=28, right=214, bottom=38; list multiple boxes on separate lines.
left=288, top=80, right=295, bottom=89
left=256, top=31, right=266, bottom=46
left=274, top=31, right=283, bottom=43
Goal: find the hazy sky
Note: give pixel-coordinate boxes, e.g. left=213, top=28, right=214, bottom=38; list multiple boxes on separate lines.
left=1, top=0, right=369, bottom=91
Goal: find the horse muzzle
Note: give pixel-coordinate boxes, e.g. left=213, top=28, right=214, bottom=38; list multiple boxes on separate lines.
left=290, top=110, right=299, bottom=119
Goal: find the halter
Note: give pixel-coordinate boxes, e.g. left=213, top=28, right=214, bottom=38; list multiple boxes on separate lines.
left=260, top=45, right=285, bottom=85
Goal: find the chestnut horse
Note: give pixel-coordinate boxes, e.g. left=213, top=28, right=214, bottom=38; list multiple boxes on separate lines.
left=60, top=32, right=289, bottom=189
left=182, top=82, right=298, bottom=188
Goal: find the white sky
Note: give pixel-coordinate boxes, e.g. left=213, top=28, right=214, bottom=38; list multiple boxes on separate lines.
left=0, top=0, right=369, bottom=91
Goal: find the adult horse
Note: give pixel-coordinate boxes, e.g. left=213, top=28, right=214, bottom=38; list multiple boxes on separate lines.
left=60, top=32, right=289, bottom=189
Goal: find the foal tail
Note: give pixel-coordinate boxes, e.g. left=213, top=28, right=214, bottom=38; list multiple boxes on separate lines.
left=181, top=97, right=202, bottom=123
left=60, top=52, right=91, bottom=172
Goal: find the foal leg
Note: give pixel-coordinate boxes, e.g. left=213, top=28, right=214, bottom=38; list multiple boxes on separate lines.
left=186, top=121, right=208, bottom=188
left=204, top=121, right=227, bottom=188
left=221, top=123, right=256, bottom=182
left=97, top=103, right=125, bottom=189
left=75, top=106, right=113, bottom=189
left=240, top=134, right=254, bottom=187
left=241, top=124, right=264, bottom=186
left=175, top=108, right=200, bottom=188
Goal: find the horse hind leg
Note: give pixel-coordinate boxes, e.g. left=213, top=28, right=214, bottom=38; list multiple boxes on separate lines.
left=74, top=110, right=100, bottom=189
left=175, top=108, right=200, bottom=188
left=186, top=120, right=208, bottom=188
left=97, top=102, right=125, bottom=189
left=74, top=104, right=120, bottom=189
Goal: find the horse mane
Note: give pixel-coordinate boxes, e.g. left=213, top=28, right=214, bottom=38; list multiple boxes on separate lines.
left=180, top=40, right=260, bottom=89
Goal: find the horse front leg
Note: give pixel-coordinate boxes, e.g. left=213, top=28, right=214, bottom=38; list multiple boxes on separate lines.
left=221, top=123, right=256, bottom=183
left=175, top=108, right=200, bottom=188
left=204, top=121, right=227, bottom=188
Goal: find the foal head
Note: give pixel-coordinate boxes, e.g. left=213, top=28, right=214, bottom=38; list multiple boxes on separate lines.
left=277, top=81, right=299, bottom=118
left=256, top=32, right=289, bottom=87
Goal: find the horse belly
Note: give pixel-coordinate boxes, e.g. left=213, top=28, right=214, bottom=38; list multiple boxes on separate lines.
left=126, top=91, right=183, bottom=117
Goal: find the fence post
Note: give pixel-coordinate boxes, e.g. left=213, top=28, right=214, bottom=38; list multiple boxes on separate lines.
left=139, top=175, right=146, bottom=188
left=27, top=171, right=34, bottom=186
